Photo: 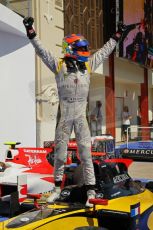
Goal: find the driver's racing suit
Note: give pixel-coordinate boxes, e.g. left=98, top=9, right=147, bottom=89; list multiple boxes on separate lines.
left=30, top=37, right=117, bottom=188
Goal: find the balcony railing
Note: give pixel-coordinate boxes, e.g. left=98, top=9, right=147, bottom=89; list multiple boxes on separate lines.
left=127, top=126, right=153, bottom=144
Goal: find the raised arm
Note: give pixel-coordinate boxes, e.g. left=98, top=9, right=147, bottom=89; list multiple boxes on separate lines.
left=90, top=22, right=127, bottom=72
left=23, top=17, right=58, bottom=74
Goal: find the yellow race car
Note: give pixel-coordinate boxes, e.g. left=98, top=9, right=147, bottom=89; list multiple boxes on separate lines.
left=0, top=159, right=153, bottom=230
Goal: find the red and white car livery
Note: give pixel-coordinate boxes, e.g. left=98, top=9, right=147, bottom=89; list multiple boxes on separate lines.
left=0, top=143, right=54, bottom=194
left=0, top=135, right=115, bottom=196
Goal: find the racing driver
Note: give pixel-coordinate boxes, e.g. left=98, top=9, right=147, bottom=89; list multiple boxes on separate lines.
left=23, top=17, right=126, bottom=207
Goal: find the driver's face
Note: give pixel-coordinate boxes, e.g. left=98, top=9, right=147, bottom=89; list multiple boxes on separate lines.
left=77, top=46, right=89, bottom=51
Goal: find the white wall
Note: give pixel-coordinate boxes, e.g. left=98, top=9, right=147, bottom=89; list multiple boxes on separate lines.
left=33, top=0, right=64, bottom=146
left=0, top=4, right=36, bottom=160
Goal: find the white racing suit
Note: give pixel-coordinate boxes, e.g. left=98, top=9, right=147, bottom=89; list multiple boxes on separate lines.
left=31, top=37, right=117, bottom=187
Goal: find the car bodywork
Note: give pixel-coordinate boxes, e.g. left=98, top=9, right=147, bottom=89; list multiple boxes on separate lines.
left=0, top=142, right=55, bottom=194
left=115, top=141, right=153, bottom=161
left=0, top=135, right=115, bottom=217
left=0, top=156, right=153, bottom=230
left=0, top=137, right=152, bottom=229
left=0, top=136, right=115, bottom=195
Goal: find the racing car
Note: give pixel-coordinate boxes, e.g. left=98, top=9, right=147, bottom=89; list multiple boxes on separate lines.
left=0, top=135, right=115, bottom=195
left=115, top=140, right=153, bottom=161
left=0, top=135, right=115, bottom=216
left=0, top=156, right=153, bottom=230
left=0, top=142, right=55, bottom=194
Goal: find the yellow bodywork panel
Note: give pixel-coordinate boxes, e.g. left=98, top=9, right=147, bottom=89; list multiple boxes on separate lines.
left=1, top=190, right=153, bottom=230
left=1, top=209, right=98, bottom=230
left=94, top=189, right=153, bottom=213
left=148, top=212, right=153, bottom=230
left=35, top=217, right=98, bottom=230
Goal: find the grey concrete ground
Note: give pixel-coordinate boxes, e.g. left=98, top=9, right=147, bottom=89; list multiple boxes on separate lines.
left=116, top=141, right=153, bottom=181
left=128, top=161, right=153, bottom=180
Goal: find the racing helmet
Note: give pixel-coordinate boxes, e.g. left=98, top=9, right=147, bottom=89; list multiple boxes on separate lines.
left=62, top=33, right=90, bottom=62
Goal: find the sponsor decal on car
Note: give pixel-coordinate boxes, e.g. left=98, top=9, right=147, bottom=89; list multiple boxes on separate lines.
left=23, top=149, right=47, bottom=154
left=113, top=174, right=130, bottom=184
left=123, top=149, right=153, bottom=156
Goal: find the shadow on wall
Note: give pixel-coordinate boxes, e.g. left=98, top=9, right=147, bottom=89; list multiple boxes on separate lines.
left=0, top=27, right=29, bottom=57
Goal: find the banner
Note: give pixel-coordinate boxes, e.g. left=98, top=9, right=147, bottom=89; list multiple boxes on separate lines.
left=119, top=0, right=153, bottom=69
